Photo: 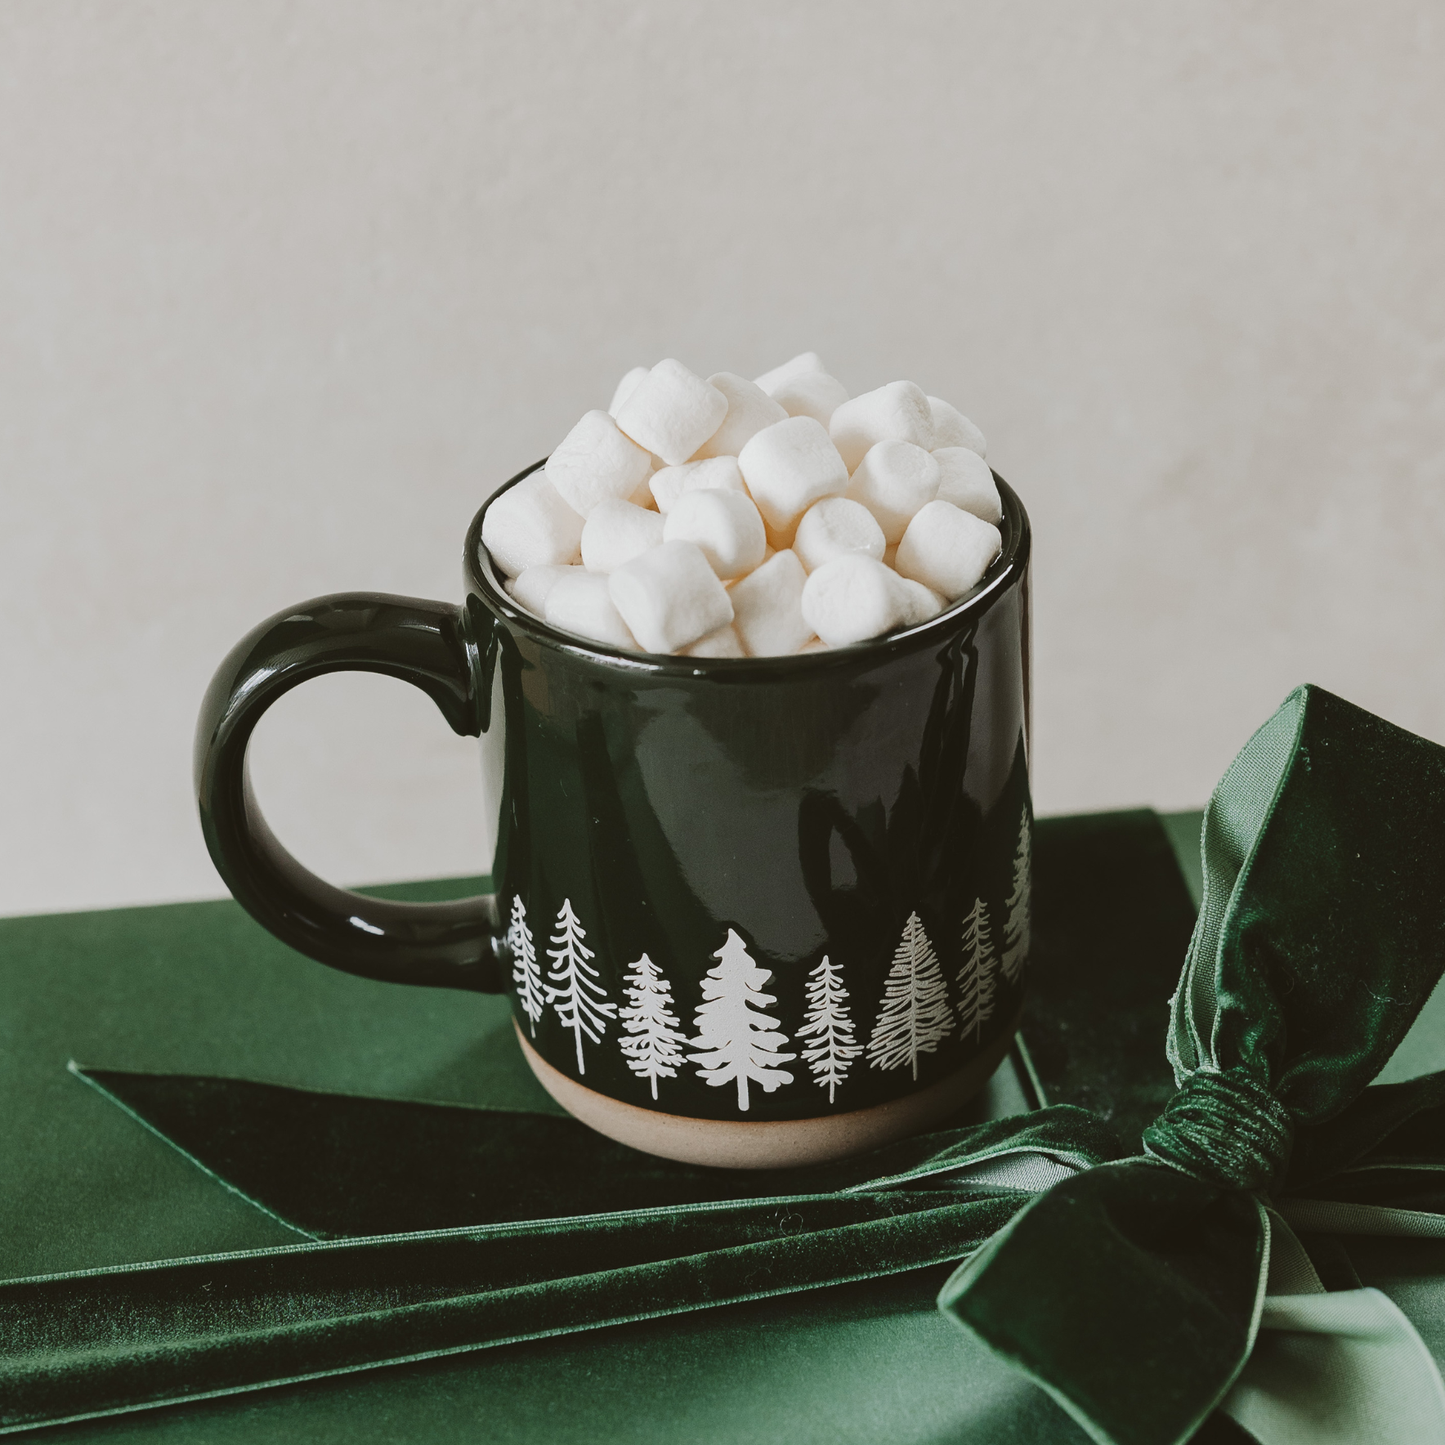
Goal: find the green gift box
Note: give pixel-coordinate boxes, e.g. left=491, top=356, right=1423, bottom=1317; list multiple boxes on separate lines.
left=3, top=685, right=1444, bottom=1444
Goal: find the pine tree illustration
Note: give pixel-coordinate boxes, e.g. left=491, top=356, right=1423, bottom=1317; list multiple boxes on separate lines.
left=956, top=896, right=998, bottom=1043
left=867, top=912, right=956, bottom=1080
left=508, top=896, right=545, bottom=1037
left=618, top=953, right=688, bottom=1100
left=688, top=929, right=796, bottom=1112
left=1001, top=810, right=1032, bottom=985
left=797, top=955, right=861, bottom=1104
left=544, top=899, right=616, bottom=1074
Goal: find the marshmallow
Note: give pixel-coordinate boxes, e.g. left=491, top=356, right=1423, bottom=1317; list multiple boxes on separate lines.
left=829, top=381, right=935, bottom=471
left=614, top=359, right=728, bottom=467
left=797, top=637, right=830, bottom=653
left=769, top=369, right=850, bottom=427
left=609, top=366, right=649, bottom=418
left=793, top=496, right=886, bottom=573
left=663, top=488, right=767, bottom=580
left=682, top=624, right=746, bottom=658
left=580, top=498, right=666, bottom=573
left=609, top=541, right=733, bottom=653
left=896, top=577, right=945, bottom=626
left=754, top=352, right=825, bottom=395
left=649, top=467, right=688, bottom=515
left=845, top=440, right=941, bottom=543
left=800, top=554, right=908, bottom=649
left=728, top=549, right=813, bottom=656
left=934, top=447, right=1001, bottom=524
left=650, top=456, right=748, bottom=514
left=545, top=569, right=639, bottom=651
left=481, top=472, right=585, bottom=578
left=546, top=410, right=653, bottom=517
left=737, top=416, right=850, bottom=535
left=895, top=500, right=1002, bottom=600
left=508, top=563, right=578, bottom=618
left=692, top=373, right=788, bottom=458
left=927, top=396, right=987, bottom=458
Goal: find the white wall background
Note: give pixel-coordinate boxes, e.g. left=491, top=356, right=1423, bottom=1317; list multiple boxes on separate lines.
left=3, top=2, right=1442, bottom=916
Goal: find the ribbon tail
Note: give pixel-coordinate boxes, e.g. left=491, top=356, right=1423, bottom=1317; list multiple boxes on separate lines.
left=1278, top=1198, right=1445, bottom=1239
left=1219, top=1206, right=1445, bottom=1444
left=1225, top=1289, right=1445, bottom=1445
left=0, top=1190, right=1023, bottom=1434
left=937, top=1160, right=1270, bottom=1445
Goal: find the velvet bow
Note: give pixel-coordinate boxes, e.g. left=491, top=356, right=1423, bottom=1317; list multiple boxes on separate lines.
left=942, top=688, right=1445, bottom=1444
left=3, top=685, right=1444, bottom=1444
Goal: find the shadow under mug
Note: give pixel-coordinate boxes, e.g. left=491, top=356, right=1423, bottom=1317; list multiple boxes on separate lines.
left=196, top=463, right=1033, bottom=1168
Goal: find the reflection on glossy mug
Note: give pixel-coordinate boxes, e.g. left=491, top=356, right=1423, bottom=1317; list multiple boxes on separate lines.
left=195, top=462, right=1032, bottom=1168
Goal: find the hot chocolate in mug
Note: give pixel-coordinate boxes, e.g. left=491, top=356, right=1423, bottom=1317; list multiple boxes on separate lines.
left=195, top=461, right=1032, bottom=1168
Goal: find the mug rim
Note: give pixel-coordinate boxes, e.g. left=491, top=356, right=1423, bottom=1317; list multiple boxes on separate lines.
left=463, top=459, right=1031, bottom=674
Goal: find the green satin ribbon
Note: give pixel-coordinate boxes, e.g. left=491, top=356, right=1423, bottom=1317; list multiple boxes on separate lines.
left=2, top=684, right=1444, bottom=1444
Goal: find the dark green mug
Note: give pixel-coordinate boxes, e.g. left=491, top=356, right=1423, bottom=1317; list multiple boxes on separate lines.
left=196, top=462, right=1032, bottom=1166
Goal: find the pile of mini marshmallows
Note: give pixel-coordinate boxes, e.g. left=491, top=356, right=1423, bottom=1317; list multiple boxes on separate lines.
left=481, top=353, right=1002, bottom=657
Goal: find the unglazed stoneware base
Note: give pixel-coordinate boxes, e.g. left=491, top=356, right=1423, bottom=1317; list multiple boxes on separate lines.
left=515, top=1015, right=1021, bottom=1169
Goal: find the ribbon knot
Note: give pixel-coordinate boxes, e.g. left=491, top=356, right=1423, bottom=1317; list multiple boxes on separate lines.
left=1141, top=1069, right=1293, bottom=1194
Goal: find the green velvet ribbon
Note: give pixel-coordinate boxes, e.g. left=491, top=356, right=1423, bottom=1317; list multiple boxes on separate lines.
left=2, top=684, right=1444, bottom=1444
left=941, top=685, right=1445, bottom=1445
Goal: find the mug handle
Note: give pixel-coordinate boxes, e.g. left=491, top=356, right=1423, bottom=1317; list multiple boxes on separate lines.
left=194, top=592, right=505, bottom=992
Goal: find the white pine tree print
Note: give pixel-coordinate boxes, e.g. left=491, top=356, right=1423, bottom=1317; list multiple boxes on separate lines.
left=618, top=953, right=688, bottom=1100
left=867, top=911, right=956, bottom=1080
left=544, top=899, right=616, bottom=1074
left=688, top=929, right=796, bottom=1112
left=1001, top=810, right=1032, bottom=985
left=956, top=896, right=998, bottom=1043
left=508, top=896, right=545, bottom=1037
left=797, top=955, right=861, bottom=1104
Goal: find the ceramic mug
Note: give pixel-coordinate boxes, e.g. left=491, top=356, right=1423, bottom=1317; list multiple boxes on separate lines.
left=196, top=461, right=1033, bottom=1168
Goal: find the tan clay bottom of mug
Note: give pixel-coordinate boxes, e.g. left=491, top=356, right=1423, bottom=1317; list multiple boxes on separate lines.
left=515, top=1014, right=1021, bottom=1169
